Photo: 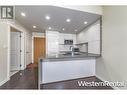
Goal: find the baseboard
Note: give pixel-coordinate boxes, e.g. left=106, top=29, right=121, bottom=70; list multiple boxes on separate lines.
left=0, top=78, right=10, bottom=86
left=96, top=74, right=120, bottom=90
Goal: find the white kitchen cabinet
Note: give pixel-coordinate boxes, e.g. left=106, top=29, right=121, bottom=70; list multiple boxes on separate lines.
left=72, top=34, right=77, bottom=44
left=59, top=33, right=76, bottom=51
left=46, top=31, right=59, bottom=55
left=76, top=20, right=100, bottom=54
left=90, top=23, right=100, bottom=41
left=59, top=33, right=76, bottom=44
left=88, top=40, right=100, bottom=54
left=42, top=59, right=95, bottom=83
left=59, top=33, right=64, bottom=44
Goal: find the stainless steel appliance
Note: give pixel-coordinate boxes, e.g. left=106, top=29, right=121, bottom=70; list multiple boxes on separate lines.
left=72, top=48, right=80, bottom=55
left=73, top=48, right=80, bottom=52
left=64, top=39, right=73, bottom=45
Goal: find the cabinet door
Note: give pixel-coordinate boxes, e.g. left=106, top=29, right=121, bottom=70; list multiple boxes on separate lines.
left=46, top=31, right=59, bottom=55
left=59, top=33, right=64, bottom=44
left=90, top=23, right=100, bottom=41
left=42, top=59, right=95, bottom=83
left=88, top=41, right=100, bottom=54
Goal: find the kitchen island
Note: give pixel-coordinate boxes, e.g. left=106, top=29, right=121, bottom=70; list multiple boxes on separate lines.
left=40, top=53, right=100, bottom=84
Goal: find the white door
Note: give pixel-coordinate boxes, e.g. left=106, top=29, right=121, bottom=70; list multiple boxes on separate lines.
left=10, top=32, right=21, bottom=71
left=26, top=33, right=32, bottom=65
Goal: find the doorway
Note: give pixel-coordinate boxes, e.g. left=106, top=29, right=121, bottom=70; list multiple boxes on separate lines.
left=34, top=37, right=46, bottom=64
left=10, top=27, right=21, bottom=76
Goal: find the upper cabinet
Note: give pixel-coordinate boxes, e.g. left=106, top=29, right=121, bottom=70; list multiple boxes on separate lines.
left=46, top=19, right=101, bottom=55
left=77, top=20, right=100, bottom=43
left=59, top=33, right=76, bottom=44
left=76, top=20, right=101, bottom=54
left=46, top=31, right=59, bottom=55
left=59, top=33, right=77, bottom=51
left=89, top=23, right=100, bottom=41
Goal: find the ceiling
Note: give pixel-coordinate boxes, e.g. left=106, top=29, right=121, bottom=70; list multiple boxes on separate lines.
left=15, top=6, right=101, bottom=34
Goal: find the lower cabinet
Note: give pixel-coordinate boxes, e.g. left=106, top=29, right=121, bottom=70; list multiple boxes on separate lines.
left=42, top=59, right=95, bottom=84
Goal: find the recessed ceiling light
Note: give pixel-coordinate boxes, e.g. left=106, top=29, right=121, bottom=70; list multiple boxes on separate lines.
left=48, top=27, right=51, bottom=30
left=21, top=12, right=26, bottom=17
left=62, top=28, right=65, bottom=31
left=84, top=21, right=88, bottom=24
left=75, top=29, right=77, bottom=32
left=33, top=25, right=36, bottom=28
left=45, top=16, right=50, bottom=20
left=66, top=18, right=71, bottom=22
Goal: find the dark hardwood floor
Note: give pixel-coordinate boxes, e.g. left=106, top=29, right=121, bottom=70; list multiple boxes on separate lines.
left=0, top=64, right=38, bottom=89
left=0, top=63, right=112, bottom=90
left=40, top=76, right=113, bottom=90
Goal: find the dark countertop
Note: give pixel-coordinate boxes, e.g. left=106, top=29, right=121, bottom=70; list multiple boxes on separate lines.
left=40, top=52, right=100, bottom=62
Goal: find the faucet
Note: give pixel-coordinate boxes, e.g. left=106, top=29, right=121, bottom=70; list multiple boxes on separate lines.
left=70, top=46, right=73, bottom=52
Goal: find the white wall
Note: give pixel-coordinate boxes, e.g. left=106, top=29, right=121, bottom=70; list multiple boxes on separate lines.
left=77, top=20, right=100, bottom=54
left=96, top=6, right=127, bottom=89
left=32, top=32, right=45, bottom=38
left=0, top=19, right=32, bottom=86
left=0, top=22, right=10, bottom=86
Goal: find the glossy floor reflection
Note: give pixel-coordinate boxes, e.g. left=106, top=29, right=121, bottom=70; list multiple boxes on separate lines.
left=0, top=64, right=38, bottom=89
left=41, top=76, right=113, bottom=89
